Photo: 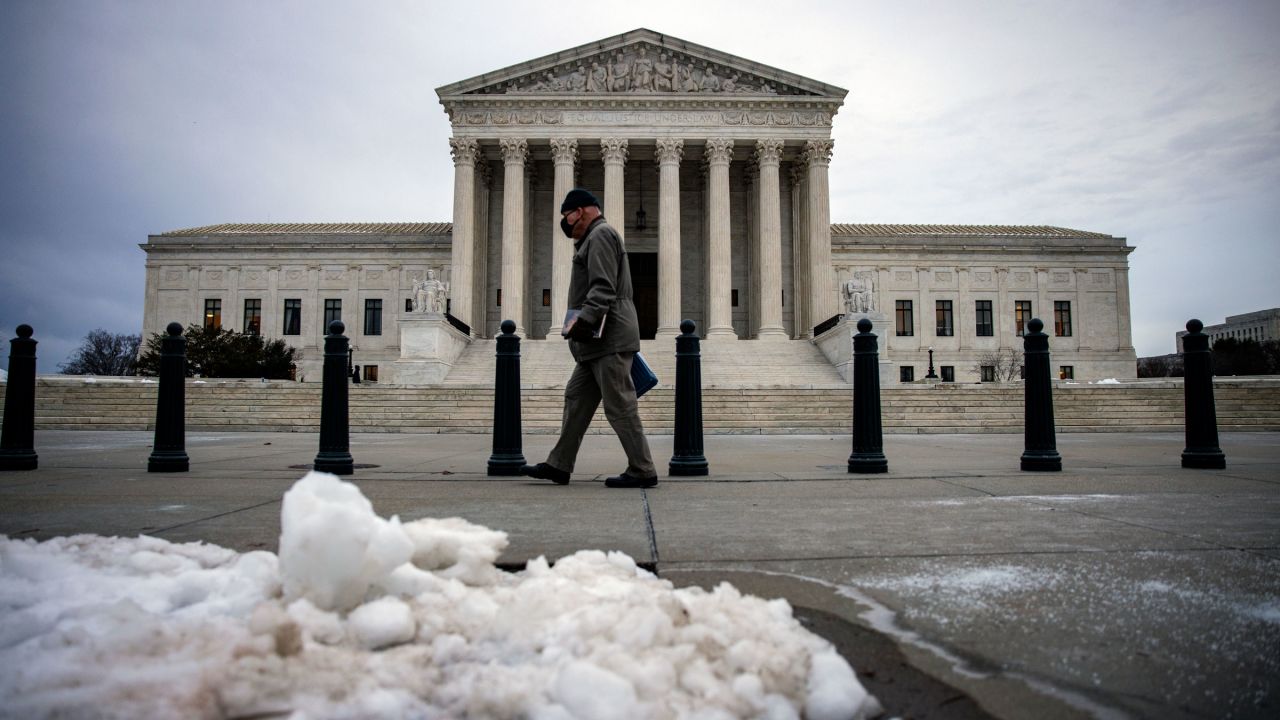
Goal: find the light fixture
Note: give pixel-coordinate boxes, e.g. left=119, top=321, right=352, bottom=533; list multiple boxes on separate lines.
left=635, top=160, right=647, bottom=230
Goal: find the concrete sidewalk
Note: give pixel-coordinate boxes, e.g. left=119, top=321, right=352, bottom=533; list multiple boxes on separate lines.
left=2, top=430, right=1278, bottom=719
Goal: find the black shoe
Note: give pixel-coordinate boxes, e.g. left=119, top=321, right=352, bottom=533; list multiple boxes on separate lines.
left=604, top=473, right=658, bottom=489
left=521, top=463, right=570, bottom=485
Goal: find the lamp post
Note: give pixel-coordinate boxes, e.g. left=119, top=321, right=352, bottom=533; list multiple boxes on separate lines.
left=926, top=346, right=937, bottom=379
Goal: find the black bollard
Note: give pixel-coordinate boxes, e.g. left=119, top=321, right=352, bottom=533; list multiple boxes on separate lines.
left=848, top=318, right=888, bottom=473
left=0, top=324, right=38, bottom=471
left=147, top=322, right=189, bottom=472
left=488, top=319, right=525, bottom=475
left=669, top=319, right=709, bottom=476
left=1020, top=318, right=1062, bottom=471
left=1180, top=319, right=1226, bottom=469
left=313, top=320, right=354, bottom=475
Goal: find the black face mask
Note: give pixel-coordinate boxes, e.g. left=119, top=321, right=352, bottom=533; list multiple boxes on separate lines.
left=560, top=216, right=576, bottom=238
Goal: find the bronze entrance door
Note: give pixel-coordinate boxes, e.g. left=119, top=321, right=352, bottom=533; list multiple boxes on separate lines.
left=628, top=252, right=658, bottom=339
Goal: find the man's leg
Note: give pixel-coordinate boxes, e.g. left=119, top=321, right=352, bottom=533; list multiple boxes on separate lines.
left=594, top=352, right=657, bottom=479
left=545, top=360, right=603, bottom=473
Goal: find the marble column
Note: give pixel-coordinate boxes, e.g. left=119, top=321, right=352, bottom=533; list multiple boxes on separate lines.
left=655, top=138, right=683, bottom=339
left=744, top=161, right=758, bottom=336
left=790, top=164, right=811, bottom=338
left=548, top=139, right=578, bottom=336
left=754, top=139, right=787, bottom=340
left=1073, top=268, right=1090, bottom=349
left=448, top=138, right=478, bottom=331
left=601, top=138, right=628, bottom=239
left=996, top=268, right=1012, bottom=349
left=1116, top=268, right=1134, bottom=351
left=804, top=140, right=836, bottom=328
left=473, top=159, right=492, bottom=337
left=500, top=138, right=528, bottom=337
left=704, top=138, right=735, bottom=339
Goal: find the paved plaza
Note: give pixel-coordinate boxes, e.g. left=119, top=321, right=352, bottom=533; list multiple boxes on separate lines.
left=2, top=430, right=1278, bottom=719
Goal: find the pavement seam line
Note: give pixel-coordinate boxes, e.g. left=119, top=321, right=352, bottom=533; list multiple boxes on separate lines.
left=150, top=498, right=282, bottom=535
left=640, top=488, right=660, bottom=569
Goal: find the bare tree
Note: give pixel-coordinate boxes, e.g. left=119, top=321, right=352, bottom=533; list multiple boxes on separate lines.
left=60, top=329, right=142, bottom=376
left=971, top=348, right=1023, bottom=382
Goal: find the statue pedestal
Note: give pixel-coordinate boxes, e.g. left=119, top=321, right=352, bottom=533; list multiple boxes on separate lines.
left=813, top=312, right=894, bottom=385
left=393, top=314, right=472, bottom=384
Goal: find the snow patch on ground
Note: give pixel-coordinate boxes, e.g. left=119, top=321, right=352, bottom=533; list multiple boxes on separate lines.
left=0, top=472, right=877, bottom=719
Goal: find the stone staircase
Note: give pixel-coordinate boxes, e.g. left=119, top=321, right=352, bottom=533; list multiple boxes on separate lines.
left=441, top=338, right=847, bottom=387
left=8, top=376, right=1280, bottom=435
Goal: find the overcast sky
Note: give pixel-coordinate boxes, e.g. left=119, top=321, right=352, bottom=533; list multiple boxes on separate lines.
left=2, top=0, right=1277, bottom=371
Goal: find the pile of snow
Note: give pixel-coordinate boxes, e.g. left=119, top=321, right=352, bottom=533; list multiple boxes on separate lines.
left=1091, top=378, right=1122, bottom=384
left=0, top=472, right=877, bottom=719
left=0, top=366, right=6, bottom=382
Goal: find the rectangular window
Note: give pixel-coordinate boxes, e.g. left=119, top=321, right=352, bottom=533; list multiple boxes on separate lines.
left=732, top=289, right=739, bottom=307
left=542, top=289, right=551, bottom=307
left=363, top=365, right=379, bottom=382
left=243, top=299, right=262, bottom=335
left=900, top=366, right=915, bottom=383
left=496, top=289, right=501, bottom=307
left=204, top=299, right=221, bottom=330
left=324, top=299, right=342, bottom=332
left=283, top=299, right=301, bottom=335
left=1059, top=365, right=1074, bottom=380
left=364, top=299, right=383, bottom=336
left=1015, top=300, right=1033, bottom=336
left=975, top=300, right=994, bottom=337
left=405, top=298, right=413, bottom=313
left=1054, top=301, right=1072, bottom=337
left=941, top=366, right=955, bottom=382
left=895, top=300, right=914, bottom=337
left=935, top=300, right=954, bottom=337
left=980, top=365, right=996, bottom=383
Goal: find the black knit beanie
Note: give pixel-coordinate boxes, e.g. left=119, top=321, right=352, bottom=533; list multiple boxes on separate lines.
left=560, top=188, right=601, bottom=214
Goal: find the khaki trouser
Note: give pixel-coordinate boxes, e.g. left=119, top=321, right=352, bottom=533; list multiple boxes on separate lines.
left=546, top=351, right=657, bottom=479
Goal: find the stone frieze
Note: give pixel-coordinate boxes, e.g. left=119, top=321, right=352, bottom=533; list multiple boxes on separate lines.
left=452, top=109, right=832, bottom=127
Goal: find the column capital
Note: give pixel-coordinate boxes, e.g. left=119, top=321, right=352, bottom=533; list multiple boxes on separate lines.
left=655, top=138, right=684, bottom=165
left=754, top=138, right=784, bottom=166
left=788, top=162, right=807, bottom=186
left=600, top=137, right=629, bottom=165
left=499, top=138, right=528, bottom=166
left=802, top=139, right=834, bottom=167
left=449, top=138, right=479, bottom=166
left=704, top=138, right=734, bottom=166
left=549, top=138, right=578, bottom=165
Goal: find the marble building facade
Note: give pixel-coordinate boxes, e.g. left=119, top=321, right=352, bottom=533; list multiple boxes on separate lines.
left=140, top=29, right=1137, bottom=383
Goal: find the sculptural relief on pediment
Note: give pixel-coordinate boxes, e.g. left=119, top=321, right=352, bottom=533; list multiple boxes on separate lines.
left=468, top=42, right=813, bottom=97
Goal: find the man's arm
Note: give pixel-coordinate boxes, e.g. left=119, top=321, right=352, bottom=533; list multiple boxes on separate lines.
left=575, top=228, right=621, bottom=328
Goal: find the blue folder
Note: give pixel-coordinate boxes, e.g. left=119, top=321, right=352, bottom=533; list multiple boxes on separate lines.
left=631, top=352, right=658, bottom=398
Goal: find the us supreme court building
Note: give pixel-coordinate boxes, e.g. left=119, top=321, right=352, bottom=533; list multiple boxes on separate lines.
left=141, top=29, right=1137, bottom=384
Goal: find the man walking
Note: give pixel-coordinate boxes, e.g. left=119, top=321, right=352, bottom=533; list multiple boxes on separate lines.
left=521, top=189, right=658, bottom=489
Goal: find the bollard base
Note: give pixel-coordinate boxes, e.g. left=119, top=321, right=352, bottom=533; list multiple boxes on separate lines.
left=669, top=456, right=709, bottom=476
left=488, top=453, right=526, bottom=476
left=0, top=450, right=38, bottom=471
left=847, top=454, right=888, bottom=474
left=1181, top=450, right=1226, bottom=469
left=1020, top=452, right=1062, bottom=472
left=314, top=452, right=355, bottom=476
left=147, top=451, right=189, bottom=473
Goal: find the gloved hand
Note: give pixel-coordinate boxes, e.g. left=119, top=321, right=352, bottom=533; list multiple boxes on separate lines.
left=567, top=318, right=597, bottom=342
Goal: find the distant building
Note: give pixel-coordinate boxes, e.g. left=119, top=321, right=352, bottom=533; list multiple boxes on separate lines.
left=1176, top=308, right=1280, bottom=353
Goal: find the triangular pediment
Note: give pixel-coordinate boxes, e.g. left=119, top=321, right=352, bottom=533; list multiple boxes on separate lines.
left=436, top=28, right=847, bottom=101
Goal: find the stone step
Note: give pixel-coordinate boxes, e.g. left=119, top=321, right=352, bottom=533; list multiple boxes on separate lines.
left=11, top=377, right=1280, bottom=434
